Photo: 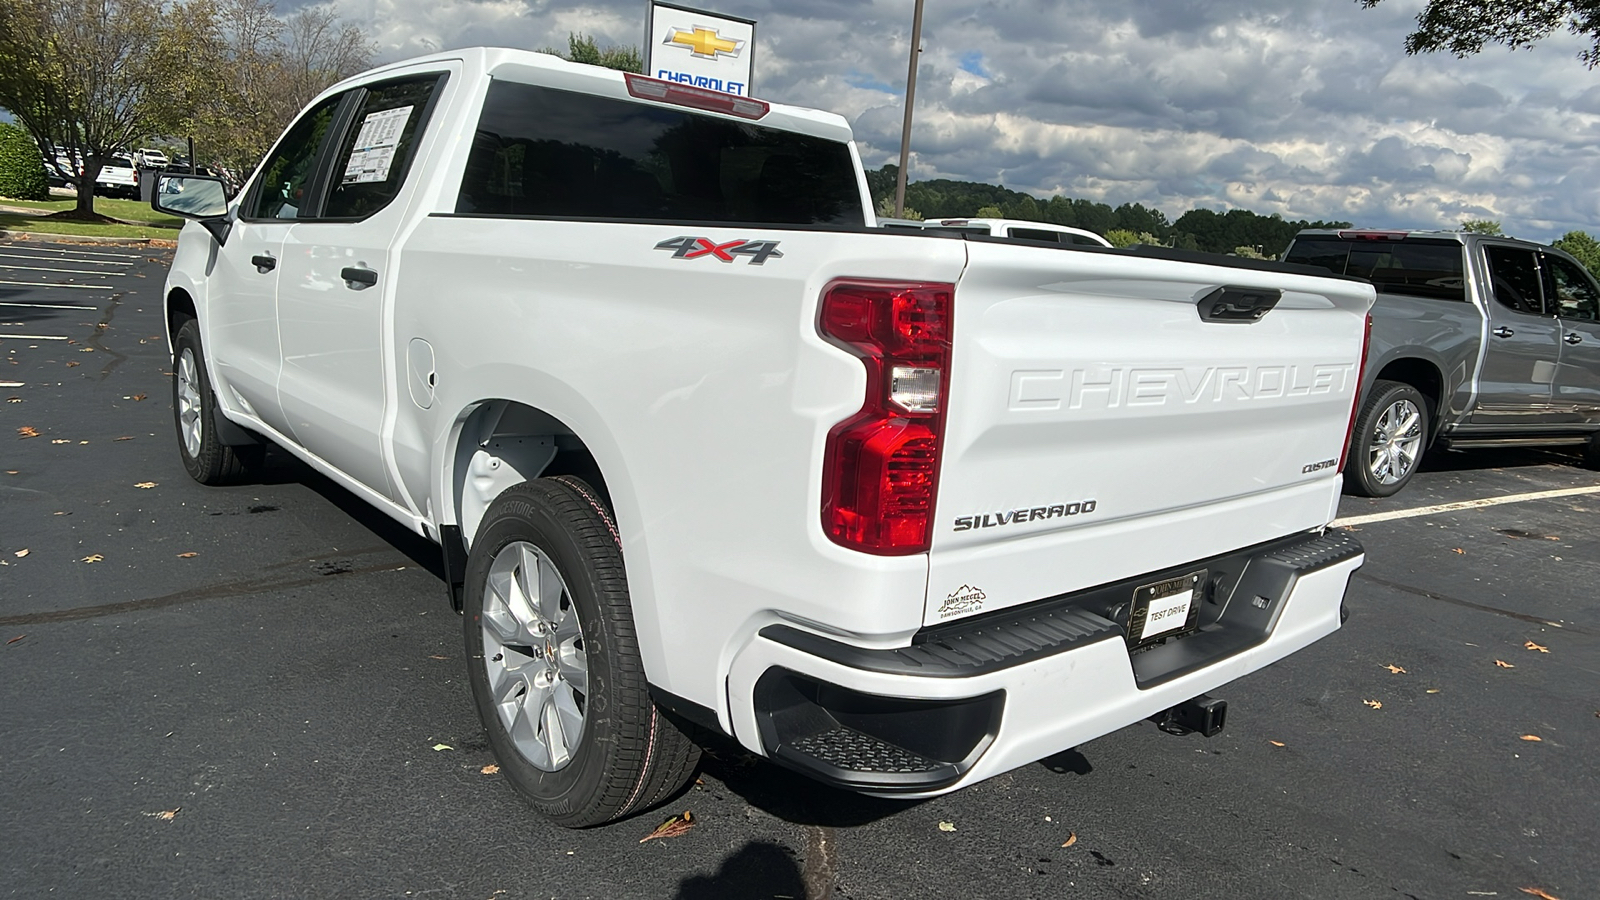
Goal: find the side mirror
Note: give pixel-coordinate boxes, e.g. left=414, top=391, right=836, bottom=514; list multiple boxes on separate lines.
left=152, top=174, right=233, bottom=244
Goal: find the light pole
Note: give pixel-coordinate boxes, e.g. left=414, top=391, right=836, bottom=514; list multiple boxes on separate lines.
left=893, top=0, right=925, bottom=219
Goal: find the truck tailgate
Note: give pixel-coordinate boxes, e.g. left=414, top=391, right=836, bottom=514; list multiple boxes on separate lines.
left=927, top=242, right=1373, bottom=625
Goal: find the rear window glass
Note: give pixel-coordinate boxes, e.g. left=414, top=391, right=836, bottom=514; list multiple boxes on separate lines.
left=457, top=80, right=865, bottom=226
left=1285, top=237, right=1464, bottom=301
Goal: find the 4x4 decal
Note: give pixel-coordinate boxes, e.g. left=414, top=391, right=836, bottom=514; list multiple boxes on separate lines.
left=655, top=236, right=784, bottom=265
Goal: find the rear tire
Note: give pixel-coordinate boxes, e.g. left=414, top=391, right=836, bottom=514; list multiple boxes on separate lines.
left=1583, top=433, right=1600, bottom=471
left=172, top=318, right=254, bottom=485
left=1344, top=380, right=1429, bottom=498
left=464, top=477, right=700, bottom=827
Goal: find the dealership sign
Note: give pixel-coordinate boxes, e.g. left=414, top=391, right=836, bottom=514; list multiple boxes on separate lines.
left=644, top=2, right=756, bottom=96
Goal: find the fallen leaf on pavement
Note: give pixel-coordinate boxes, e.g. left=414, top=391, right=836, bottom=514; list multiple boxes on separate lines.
left=1269, top=740, right=1286, bottom=747
left=1061, top=832, right=1078, bottom=848
left=431, top=743, right=453, bottom=751
left=176, top=552, right=198, bottom=558
left=5, top=396, right=18, bottom=403
left=50, top=439, right=69, bottom=444
left=18, top=426, right=38, bottom=438
left=1524, top=641, right=1548, bottom=653
left=1427, top=689, right=1442, bottom=694
left=4, top=470, right=16, bottom=474
left=5, top=634, right=24, bottom=645
left=1363, top=699, right=1383, bottom=709
left=66, top=361, right=79, bottom=367
left=428, top=655, right=448, bottom=660
left=1520, top=735, right=1543, bottom=742
left=134, top=482, right=156, bottom=489
left=13, top=549, right=27, bottom=558
left=640, top=811, right=695, bottom=843
left=1495, top=660, right=1516, bottom=669
left=114, top=436, right=133, bottom=441
left=1451, top=548, right=1464, bottom=554
left=1383, top=664, right=1406, bottom=674
left=480, top=764, right=499, bottom=775
left=143, top=808, right=180, bottom=821
left=132, top=393, right=146, bottom=401
left=938, top=821, right=956, bottom=832
left=81, top=554, right=103, bottom=563
left=1520, top=888, right=1562, bottom=900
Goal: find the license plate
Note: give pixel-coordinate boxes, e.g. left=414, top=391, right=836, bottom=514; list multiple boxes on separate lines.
left=1127, top=569, right=1206, bottom=646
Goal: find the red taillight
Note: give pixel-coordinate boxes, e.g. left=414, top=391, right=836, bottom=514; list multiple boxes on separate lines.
left=1337, top=313, right=1374, bottom=474
left=820, top=280, right=954, bottom=555
left=623, top=73, right=769, bottom=119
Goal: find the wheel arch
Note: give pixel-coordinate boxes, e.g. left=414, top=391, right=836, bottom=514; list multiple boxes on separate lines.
left=166, top=286, right=197, bottom=343
left=1370, top=355, right=1446, bottom=442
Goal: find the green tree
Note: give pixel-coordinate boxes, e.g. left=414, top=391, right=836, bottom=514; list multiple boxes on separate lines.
left=1553, top=230, right=1600, bottom=278
left=0, top=121, right=50, bottom=199
left=1460, top=219, right=1503, bottom=234
left=876, top=195, right=921, bottom=220
left=1359, top=0, right=1600, bottom=68
left=975, top=206, right=1002, bottom=218
left=548, top=32, right=642, bottom=73
left=0, top=0, right=212, bottom=217
left=185, top=0, right=372, bottom=181
left=1104, top=229, right=1140, bottom=248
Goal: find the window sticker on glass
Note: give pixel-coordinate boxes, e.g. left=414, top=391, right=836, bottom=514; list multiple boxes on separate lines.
left=342, top=105, right=414, bottom=184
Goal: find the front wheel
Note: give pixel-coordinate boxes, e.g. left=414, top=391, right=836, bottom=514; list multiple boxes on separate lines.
left=1344, top=380, right=1429, bottom=498
left=171, top=318, right=255, bottom=484
left=464, top=477, right=700, bottom=827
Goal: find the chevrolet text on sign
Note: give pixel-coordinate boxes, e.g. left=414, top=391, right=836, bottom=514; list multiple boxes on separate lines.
left=644, top=1, right=756, bottom=96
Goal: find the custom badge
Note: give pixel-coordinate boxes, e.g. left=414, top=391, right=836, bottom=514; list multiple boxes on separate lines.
left=938, top=585, right=987, bottom=619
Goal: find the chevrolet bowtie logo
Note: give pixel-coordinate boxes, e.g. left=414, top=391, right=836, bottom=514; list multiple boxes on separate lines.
left=664, top=26, right=743, bottom=60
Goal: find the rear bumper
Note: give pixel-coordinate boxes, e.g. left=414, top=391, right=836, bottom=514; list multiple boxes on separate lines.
left=727, top=529, right=1362, bottom=796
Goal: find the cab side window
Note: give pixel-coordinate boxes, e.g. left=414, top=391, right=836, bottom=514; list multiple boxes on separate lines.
left=322, top=76, right=442, bottom=220
left=1541, top=254, right=1599, bottom=322
left=1484, top=246, right=1545, bottom=315
left=247, top=94, right=346, bottom=220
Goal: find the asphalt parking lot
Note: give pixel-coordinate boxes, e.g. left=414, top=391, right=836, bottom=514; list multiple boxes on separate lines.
left=2, top=237, right=1596, bottom=900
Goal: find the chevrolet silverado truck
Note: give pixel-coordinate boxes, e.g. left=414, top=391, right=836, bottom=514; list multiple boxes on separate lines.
left=155, top=48, right=1373, bottom=827
left=1284, top=230, right=1600, bottom=496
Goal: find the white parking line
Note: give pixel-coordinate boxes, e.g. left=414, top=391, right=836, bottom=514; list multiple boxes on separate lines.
left=0, top=252, right=128, bottom=266
left=0, top=264, right=125, bottom=275
left=3, top=246, right=144, bottom=259
left=0, top=280, right=112, bottom=290
left=0, top=301, right=100, bottom=310
left=0, top=334, right=70, bottom=340
left=1334, top=484, right=1600, bottom=527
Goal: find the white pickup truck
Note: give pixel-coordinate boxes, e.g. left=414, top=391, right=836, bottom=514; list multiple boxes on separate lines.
left=155, top=48, right=1373, bottom=827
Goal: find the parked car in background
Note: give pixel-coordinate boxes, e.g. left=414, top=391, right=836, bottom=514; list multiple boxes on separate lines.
left=93, top=155, right=139, bottom=198
left=1283, top=229, right=1600, bottom=496
left=135, top=148, right=170, bottom=169
left=45, top=151, right=82, bottom=188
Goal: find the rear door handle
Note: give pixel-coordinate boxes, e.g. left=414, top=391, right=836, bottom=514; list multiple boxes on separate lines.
left=250, top=254, right=276, bottom=273
left=1566, top=332, right=1584, bottom=345
left=1492, top=326, right=1514, bottom=338
left=341, top=266, right=378, bottom=289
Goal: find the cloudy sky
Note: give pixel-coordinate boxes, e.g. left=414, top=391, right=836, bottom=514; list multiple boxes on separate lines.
left=324, top=0, right=1599, bottom=242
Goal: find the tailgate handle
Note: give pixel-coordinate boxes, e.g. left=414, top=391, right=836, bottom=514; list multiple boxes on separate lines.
left=1196, top=286, right=1281, bottom=323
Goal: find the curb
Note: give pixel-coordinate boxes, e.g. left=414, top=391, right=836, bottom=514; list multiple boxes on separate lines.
left=0, top=228, right=174, bottom=247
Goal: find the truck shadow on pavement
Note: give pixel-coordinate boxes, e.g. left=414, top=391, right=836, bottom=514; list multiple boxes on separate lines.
left=674, top=840, right=806, bottom=900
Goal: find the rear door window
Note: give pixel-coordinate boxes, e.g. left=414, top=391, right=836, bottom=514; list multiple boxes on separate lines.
left=1542, top=254, right=1599, bottom=321
left=457, top=81, right=865, bottom=226
left=322, top=75, right=445, bottom=220
left=1484, top=246, right=1546, bottom=315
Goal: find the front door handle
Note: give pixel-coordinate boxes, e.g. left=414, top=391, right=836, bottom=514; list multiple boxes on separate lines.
left=1492, top=326, right=1514, bottom=338
left=1566, top=332, right=1584, bottom=345
left=341, top=266, right=378, bottom=289
left=250, top=254, right=276, bottom=273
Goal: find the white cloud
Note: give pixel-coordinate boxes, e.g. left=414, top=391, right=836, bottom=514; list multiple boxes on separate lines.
left=302, top=0, right=1600, bottom=241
